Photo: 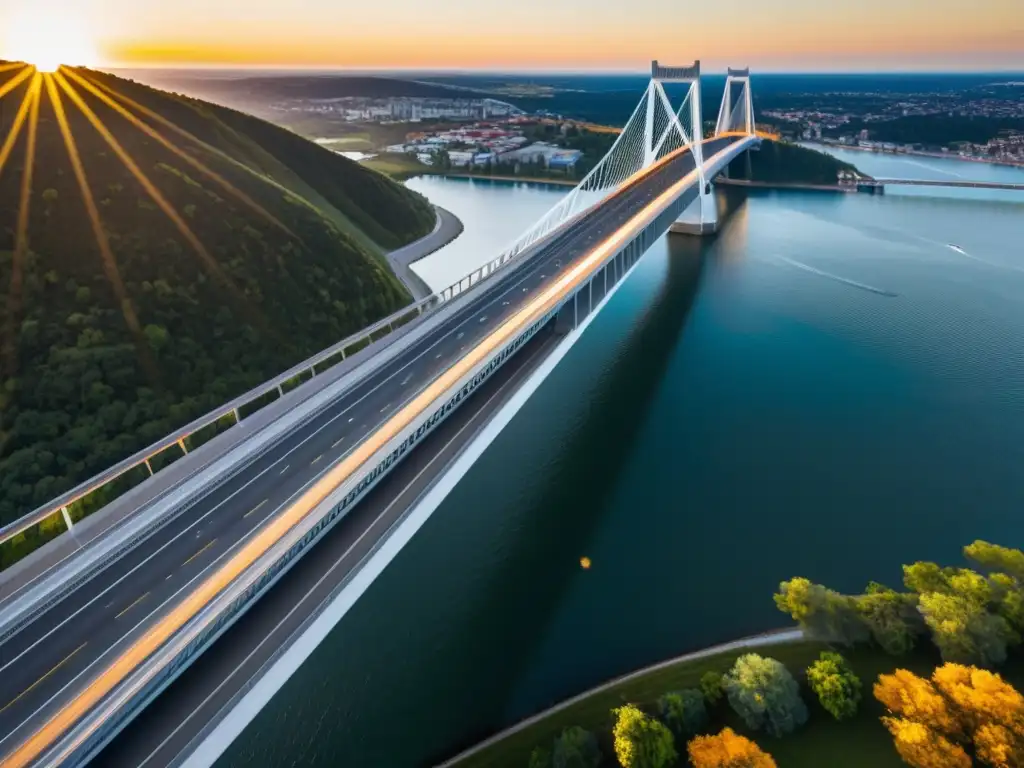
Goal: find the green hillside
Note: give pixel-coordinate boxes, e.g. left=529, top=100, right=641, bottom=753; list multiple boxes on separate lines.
left=0, top=65, right=436, bottom=525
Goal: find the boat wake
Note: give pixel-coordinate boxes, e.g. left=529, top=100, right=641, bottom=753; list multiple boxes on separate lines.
left=944, top=243, right=1024, bottom=272
left=775, top=255, right=899, bottom=297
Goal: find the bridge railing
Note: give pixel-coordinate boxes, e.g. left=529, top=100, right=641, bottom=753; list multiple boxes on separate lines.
left=0, top=294, right=438, bottom=569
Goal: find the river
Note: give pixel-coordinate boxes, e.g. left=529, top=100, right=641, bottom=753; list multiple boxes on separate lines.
left=216, top=154, right=1024, bottom=767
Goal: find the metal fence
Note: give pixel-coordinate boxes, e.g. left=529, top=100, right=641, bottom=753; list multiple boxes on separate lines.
left=0, top=295, right=437, bottom=559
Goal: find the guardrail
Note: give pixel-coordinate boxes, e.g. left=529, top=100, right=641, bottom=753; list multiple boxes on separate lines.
left=0, top=295, right=437, bottom=565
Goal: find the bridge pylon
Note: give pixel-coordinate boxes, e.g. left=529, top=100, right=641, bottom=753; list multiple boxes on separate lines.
left=715, top=67, right=755, bottom=136
left=649, top=60, right=715, bottom=232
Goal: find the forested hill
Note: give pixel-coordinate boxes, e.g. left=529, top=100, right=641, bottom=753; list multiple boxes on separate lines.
left=0, top=65, right=436, bottom=525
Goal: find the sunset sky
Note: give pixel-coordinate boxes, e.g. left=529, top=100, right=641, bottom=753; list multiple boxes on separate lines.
left=1, top=0, right=1022, bottom=72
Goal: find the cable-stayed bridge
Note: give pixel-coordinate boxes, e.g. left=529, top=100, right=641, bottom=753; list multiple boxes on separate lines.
left=0, top=61, right=759, bottom=767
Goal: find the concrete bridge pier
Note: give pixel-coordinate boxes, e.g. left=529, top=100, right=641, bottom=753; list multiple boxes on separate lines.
left=668, top=181, right=719, bottom=236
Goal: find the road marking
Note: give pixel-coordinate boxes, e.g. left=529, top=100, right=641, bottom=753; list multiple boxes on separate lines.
left=243, top=500, right=268, bottom=519
left=435, top=353, right=442, bottom=359
left=400, top=374, right=412, bottom=386
left=115, top=593, right=149, bottom=620
left=0, top=643, right=87, bottom=715
left=310, top=455, right=322, bottom=466
left=331, top=437, right=345, bottom=449
left=183, top=540, right=217, bottom=568
left=379, top=404, right=390, bottom=413
left=279, top=465, right=290, bottom=475
left=456, top=332, right=464, bottom=339
left=479, top=316, right=487, bottom=323
left=348, top=417, right=354, bottom=423
left=133, top=351, right=528, bottom=767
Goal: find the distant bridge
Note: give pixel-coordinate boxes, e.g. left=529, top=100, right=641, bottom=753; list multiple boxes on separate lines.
left=854, top=178, right=1024, bottom=192
left=0, top=61, right=760, bottom=768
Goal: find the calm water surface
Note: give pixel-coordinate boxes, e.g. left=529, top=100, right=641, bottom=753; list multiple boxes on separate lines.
left=218, top=158, right=1024, bottom=767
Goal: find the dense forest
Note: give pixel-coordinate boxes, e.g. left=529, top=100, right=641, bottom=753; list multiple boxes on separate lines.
left=830, top=115, right=1024, bottom=148
left=0, top=65, right=436, bottom=525
left=740, top=140, right=860, bottom=185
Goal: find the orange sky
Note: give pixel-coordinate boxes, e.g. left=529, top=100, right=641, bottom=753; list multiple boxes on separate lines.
left=2, top=0, right=1023, bottom=71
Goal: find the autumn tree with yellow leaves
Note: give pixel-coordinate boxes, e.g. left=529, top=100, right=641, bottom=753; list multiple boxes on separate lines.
left=874, top=663, right=1024, bottom=767
left=686, top=727, right=777, bottom=768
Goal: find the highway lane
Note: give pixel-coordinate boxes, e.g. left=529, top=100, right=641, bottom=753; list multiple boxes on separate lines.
left=0, top=136, right=741, bottom=754
left=105, top=322, right=562, bottom=767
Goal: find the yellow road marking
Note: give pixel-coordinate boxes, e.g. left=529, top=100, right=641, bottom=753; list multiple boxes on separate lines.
left=182, top=540, right=217, bottom=567
left=0, top=643, right=87, bottom=715
left=114, top=592, right=149, bottom=620
left=244, top=500, right=268, bottom=519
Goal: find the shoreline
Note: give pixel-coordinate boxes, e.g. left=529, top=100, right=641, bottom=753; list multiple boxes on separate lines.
left=716, top=178, right=854, bottom=193
left=385, top=205, right=465, bottom=301
left=802, top=140, right=1024, bottom=170
left=435, top=627, right=805, bottom=767
left=438, top=172, right=578, bottom=187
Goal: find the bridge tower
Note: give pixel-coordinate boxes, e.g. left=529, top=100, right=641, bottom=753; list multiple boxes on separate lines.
left=649, top=60, right=716, bottom=235
left=715, top=67, right=755, bottom=137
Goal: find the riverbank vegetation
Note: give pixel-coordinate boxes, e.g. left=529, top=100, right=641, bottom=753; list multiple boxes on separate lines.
left=0, top=65, right=436, bottom=546
left=732, top=140, right=861, bottom=185
left=446, top=540, right=1024, bottom=768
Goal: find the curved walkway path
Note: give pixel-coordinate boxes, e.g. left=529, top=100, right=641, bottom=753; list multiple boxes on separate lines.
left=436, top=627, right=805, bottom=767
left=386, top=206, right=464, bottom=301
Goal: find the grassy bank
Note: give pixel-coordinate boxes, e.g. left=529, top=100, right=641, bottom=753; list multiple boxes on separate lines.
left=440, top=638, right=1024, bottom=768
left=363, top=153, right=438, bottom=180
left=442, top=636, right=828, bottom=768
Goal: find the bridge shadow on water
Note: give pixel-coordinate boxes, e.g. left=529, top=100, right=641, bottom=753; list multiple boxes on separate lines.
left=214, top=238, right=709, bottom=768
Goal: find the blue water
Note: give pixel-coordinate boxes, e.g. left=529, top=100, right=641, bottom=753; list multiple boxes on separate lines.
left=217, top=157, right=1024, bottom=767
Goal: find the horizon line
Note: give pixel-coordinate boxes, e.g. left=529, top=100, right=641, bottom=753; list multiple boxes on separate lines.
left=99, top=63, right=1024, bottom=77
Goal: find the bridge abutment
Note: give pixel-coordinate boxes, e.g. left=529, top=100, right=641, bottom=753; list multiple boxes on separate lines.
left=668, top=182, right=719, bottom=236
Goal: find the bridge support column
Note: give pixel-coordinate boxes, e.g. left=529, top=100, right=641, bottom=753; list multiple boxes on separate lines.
left=669, top=182, right=719, bottom=236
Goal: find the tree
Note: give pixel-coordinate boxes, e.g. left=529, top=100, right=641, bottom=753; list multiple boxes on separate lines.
left=774, top=578, right=868, bottom=645
left=855, top=582, right=924, bottom=655
left=932, top=663, right=1024, bottom=761
left=528, top=746, right=552, bottom=768
left=552, top=726, right=601, bottom=768
left=701, top=671, right=726, bottom=705
left=882, top=717, right=971, bottom=768
left=806, top=651, right=862, bottom=720
left=874, top=668, right=962, bottom=736
left=687, top=727, right=777, bottom=768
left=724, top=654, right=808, bottom=737
left=658, top=689, right=707, bottom=739
left=918, top=589, right=1018, bottom=667
left=903, top=562, right=955, bottom=595
left=875, top=663, right=1024, bottom=767
left=965, top=541, right=1024, bottom=581
left=611, top=704, right=677, bottom=768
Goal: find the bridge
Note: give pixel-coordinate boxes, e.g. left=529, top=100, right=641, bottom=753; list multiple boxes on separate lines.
left=854, top=178, right=1024, bottom=191
left=0, top=61, right=759, bottom=767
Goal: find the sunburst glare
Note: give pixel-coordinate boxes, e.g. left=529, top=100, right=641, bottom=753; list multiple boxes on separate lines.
left=2, top=7, right=99, bottom=72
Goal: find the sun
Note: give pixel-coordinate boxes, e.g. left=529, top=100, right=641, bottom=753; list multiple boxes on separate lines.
left=2, top=7, right=99, bottom=72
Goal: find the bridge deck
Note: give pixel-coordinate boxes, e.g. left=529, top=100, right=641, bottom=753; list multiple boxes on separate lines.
left=0, top=135, right=745, bottom=767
